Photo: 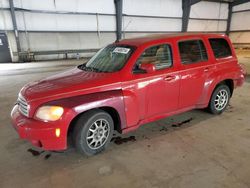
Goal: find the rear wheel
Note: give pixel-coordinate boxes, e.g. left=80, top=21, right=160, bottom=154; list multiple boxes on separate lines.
left=73, top=109, right=114, bottom=156
left=208, top=84, right=231, bottom=114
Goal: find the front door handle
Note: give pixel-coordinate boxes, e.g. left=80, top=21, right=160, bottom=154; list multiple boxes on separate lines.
left=164, top=75, right=176, bottom=81
left=204, top=67, right=209, bottom=72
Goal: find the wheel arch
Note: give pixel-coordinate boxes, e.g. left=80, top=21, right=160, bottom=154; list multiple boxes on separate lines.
left=67, top=106, right=122, bottom=146
left=212, top=79, right=234, bottom=98
left=198, top=78, right=235, bottom=108
left=207, top=80, right=232, bottom=114
left=223, top=79, right=234, bottom=97
left=206, top=78, right=234, bottom=106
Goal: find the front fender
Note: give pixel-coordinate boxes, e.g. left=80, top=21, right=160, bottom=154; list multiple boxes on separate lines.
left=45, top=90, right=127, bottom=131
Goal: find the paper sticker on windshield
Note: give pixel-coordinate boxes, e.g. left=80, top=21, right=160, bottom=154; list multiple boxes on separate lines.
left=113, top=47, right=130, bottom=54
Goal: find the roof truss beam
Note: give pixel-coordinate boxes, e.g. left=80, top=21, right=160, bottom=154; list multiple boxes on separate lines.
left=232, top=0, right=250, bottom=6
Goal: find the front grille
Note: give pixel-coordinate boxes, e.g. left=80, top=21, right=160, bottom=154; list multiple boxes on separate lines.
left=17, top=95, right=29, bottom=117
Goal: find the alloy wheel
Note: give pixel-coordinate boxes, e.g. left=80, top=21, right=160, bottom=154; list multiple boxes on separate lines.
left=86, top=119, right=110, bottom=150
left=214, top=89, right=229, bottom=111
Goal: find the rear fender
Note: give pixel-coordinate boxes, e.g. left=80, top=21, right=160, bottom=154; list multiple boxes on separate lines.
left=197, top=62, right=240, bottom=108
left=198, top=75, right=234, bottom=108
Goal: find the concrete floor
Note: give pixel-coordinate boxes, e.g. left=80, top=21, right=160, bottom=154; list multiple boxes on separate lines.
left=0, top=53, right=250, bottom=188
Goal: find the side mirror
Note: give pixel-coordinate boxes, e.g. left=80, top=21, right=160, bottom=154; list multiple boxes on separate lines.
left=139, top=63, right=156, bottom=73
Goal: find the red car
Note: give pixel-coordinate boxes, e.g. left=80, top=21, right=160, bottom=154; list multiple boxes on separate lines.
left=11, top=33, right=246, bottom=155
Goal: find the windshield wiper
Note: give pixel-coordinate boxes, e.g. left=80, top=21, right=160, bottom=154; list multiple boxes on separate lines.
left=78, top=64, right=103, bottom=72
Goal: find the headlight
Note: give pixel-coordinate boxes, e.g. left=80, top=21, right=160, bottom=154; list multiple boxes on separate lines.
left=35, top=106, right=64, bottom=121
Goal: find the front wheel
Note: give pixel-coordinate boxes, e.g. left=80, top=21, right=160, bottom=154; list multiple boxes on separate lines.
left=208, top=84, right=231, bottom=114
left=73, top=109, right=114, bottom=156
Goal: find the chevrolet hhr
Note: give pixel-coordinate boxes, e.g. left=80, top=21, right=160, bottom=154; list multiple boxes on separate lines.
left=11, top=33, right=246, bottom=155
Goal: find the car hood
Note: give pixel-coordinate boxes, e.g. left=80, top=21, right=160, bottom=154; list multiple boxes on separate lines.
left=20, top=67, right=122, bottom=102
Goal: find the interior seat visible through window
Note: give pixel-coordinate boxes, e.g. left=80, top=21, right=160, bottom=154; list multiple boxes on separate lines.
left=134, top=44, right=172, bottom=72
left=178, top=40, right=208, bottom=65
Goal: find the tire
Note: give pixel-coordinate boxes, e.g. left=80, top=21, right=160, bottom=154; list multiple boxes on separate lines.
left=73, top=109, right=114, bottom=156
left=208, top=84, right=231, bottom=114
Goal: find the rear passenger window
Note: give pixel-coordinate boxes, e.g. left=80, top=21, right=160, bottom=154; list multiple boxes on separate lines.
left=179, top=40, right=208, bottom=64
left=209, top=38, right=232, bottom=58
left=134, top=44, right=172, bottom=71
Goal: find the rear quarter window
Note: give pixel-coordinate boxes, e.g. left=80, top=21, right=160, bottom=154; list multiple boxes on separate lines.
left=209, top=38, right=232, bottom=58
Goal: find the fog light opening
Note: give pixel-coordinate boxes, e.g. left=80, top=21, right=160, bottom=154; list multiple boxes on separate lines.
left=55, top=128, right=61, bottom=137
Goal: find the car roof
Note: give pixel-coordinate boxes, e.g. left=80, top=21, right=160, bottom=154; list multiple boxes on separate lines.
left=116, top=33, right=226, bottom=47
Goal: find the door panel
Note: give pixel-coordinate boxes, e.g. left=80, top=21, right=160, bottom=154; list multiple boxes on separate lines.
left=0, top=33, right=11, bottom=63
left=177, top=39, right=212, bottom=108
left=122, top=68, right=180, bottom=127
left=122, top=43, right=180, bottom=128
left=146, top=70, right=180, bottom=117
left=179, top=63, right=210, bottom=108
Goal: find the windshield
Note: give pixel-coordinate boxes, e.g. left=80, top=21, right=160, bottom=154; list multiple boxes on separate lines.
left=78, top=45, right=134, bottom=73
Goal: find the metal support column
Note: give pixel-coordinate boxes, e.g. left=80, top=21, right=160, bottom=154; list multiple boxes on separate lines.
left=114, top=0, right=123, bottom=41
left=9, top=0, right=21, bottom=61
left=226, top=0, right=250, bottom=36
left=182, top=0, right=191, bottom=32
left=226, top=3, right=233, bottom=36
left=182, top=0, right=201, bottom=32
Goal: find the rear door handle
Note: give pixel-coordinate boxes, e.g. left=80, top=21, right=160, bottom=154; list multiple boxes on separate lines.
left=164, top=75, right=176, bottom=81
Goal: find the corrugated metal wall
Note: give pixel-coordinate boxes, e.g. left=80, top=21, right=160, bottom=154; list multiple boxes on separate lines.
left=0, top=0, right=249, bottom=62
left=229, top=2, right=250, bottom=47
left=0, top=0, right=117, bottom=61
left=188, top=1, right=228, bottom=32
left=122, top=0, right=182, bottom=38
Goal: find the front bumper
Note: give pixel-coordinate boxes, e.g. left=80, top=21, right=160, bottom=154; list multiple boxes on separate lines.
left=11, top=105, right=67, bottom=150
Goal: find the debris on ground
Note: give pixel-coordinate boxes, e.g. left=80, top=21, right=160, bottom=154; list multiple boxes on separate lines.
left=44, top=154, right=52, bottom=160
left=172, top=118, right=193, bottom=127
left=111, top=136, right=136, bottom=145
left=27, top=148, right=44, bottom=156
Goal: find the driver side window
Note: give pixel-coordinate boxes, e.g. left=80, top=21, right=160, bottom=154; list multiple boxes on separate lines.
left=134, top=44, right=172, bottom=72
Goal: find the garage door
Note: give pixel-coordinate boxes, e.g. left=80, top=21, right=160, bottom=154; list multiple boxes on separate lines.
left=0, top=33, right=11, bottom=63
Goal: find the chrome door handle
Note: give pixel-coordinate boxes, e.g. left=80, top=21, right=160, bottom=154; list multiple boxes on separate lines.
left=204, top=67, right=209, bottom=72
left=164, top=75, right=175, bottom=81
